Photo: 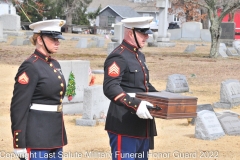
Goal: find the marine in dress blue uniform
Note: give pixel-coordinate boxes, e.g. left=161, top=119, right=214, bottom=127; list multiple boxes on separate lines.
left=103, top=17, right=158, bottom=160
left=10, top=19, right=67, bottom=160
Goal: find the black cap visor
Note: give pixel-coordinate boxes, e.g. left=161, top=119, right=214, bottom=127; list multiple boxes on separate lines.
left=134, top=28, right=153, bottom=35
left=40, top=31, right=65, bottom=40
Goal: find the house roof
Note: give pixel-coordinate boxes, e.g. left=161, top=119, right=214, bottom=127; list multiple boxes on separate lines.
left=88, top=0, right=158, bottom=13
left=100, top=5, right=141, bottom=18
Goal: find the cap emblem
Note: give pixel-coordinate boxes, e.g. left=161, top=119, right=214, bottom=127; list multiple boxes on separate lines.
left=59, top=21, right=64, bottom=27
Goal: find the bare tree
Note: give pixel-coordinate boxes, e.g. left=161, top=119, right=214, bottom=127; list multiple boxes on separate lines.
left=184, top=0, right=240, bottom=58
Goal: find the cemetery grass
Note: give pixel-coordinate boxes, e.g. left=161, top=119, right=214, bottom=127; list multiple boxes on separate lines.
left=1, top=33, right=240, bottom=160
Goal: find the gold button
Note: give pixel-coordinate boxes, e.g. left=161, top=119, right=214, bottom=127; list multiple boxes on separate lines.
left=16, top=139, right=18, bottom=141
left=145, top=74, right=147, bottom=76
left=45, top=57, right=48, bottom=61
left=54, top=69, right=57, bottom=72
left=58, top=76, right=61, bottom=79
left=124, top=99, right=126, bottom=101
left=60, top=99, right=63, bottom=103
left=15, top=132, right=18, bottom=135
left=34, top=56, right=37, bottom=57
left=129, top=102, right=131, bottom=104
left=50, top=63, right=53, bottom=67
left=16, top=145, right=18, bottom=148
left=135, top=70, right=137, bottom=72
left=134, top=105, right=137, bottom=108
left=140, top=60, right=141, bottom=62
left=143, top=67, right=145, bottom=69
left=121, top=47, right=123, bottom=49
left=145, top=81, right=147, bottom=83
left=60, top=91, right=63, bottom=95
left=60, top=83, right=64, bottom=87
left=134, top=48, right=136, bottom=51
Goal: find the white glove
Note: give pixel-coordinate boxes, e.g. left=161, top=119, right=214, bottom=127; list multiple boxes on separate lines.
left=136, top=101, right=153, bottom=119
left=14, top=148, right=28, bottom=159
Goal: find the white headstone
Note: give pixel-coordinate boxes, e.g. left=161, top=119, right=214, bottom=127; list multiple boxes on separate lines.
left=166, top=74, right=189, bottom=93
left=195, top=110, right=225, bottom=140
left=0, top=14, right=21, bottom=31
left=181, top=22, right=202, bottom=41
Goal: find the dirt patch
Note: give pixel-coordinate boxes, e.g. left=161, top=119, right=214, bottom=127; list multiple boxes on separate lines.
left=1, top=33, right=240, bottom=160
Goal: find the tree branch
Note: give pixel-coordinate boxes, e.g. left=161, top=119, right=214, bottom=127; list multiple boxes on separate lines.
left=184, top=0, right=210, bottom=10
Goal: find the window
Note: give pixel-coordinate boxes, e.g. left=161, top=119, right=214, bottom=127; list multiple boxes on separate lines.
left=173, top=14, right=180, bottom=22
left=108, top=16, right=115, bottom=27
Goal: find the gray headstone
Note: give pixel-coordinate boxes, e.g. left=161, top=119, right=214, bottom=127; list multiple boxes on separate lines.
left=190, top=104, right=214, bottom=125
left=233, top=41, right=240, bottom=54
left=0, top=14, right=21, bottom=31
left=107, top=42, right=120, bottom=55
left=213, top=79, right=240, bottom=109
left=71, top=37, right=81, bottom=41
left=59, top=60, right=90, bottom=114
left=96, top=38, right=105, bottom=47
left=166, top=74, right=189, bottom=93
left=216, top=111, right=240, bottom=135
left=113, top=22, right=124, bottom=43
left=195, top=110, right=225, bottom=140
left=181, top=22, right=202, bottom=40
left=218, top=43, right=228, bottom=58
left=200, top=29, right=211, bottom=42
left=226, top=47, right=239, bottom=56
left=76, top=85, right=110, bottom=126
left=76, top=38, right=88, bottom=48
left=10, top=37, right=30, bottom=46
left=0, top=21, right=4, bottom=42
left=168, top=29, right=181, bottom=40
left=220, top=22, right=235, bottom=40
left=87, top=41, right=97, bottom=48
left=184, top=44, right=196, bottom=53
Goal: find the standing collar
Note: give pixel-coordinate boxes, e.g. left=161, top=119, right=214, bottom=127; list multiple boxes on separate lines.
left=34, top=49, right=51, bottom=62
left=122, top=40, right=139, bottom=52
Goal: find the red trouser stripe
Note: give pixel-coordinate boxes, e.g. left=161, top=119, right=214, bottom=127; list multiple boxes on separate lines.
left=117, top=134, right=122, bottom=160
left=27, top=148, right=31, bottom=160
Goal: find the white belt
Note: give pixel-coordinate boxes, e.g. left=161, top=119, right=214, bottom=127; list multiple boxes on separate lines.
left=30, top=103, right=63, bottom=112
left=127, top=93, right=136, bottom=97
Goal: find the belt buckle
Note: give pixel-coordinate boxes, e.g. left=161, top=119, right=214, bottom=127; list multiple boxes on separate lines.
left=57, top=104, right=63, bottom=112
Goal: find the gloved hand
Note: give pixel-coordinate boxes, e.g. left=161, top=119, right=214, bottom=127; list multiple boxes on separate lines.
left=136, top=101, right=153, bottom=119
left=14, top=148, right=28, bottom=159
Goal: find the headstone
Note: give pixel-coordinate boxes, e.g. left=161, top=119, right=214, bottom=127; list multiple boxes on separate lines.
left=233, top=41, right=240, bottom=54
left=166, top=74, right=189, bottom=93
left=190, top=104, right=214, bottom=125
left=216, top=111, right=240, bottom=135
left=200, top=29, right=211, bottom=42
left=76, top=38, right=88, bottom=48
left=0, top=14, right=21, bottom=31
left=213, top=79, right=240, bottom=109
left=184, top=44, right=196, bottom=53
left=195, top=110, right=225, bottom=140
left=112, top=22, right=124, bottom=43
left=10, top=37, right=30, bottom=46
left=107, top=42, right=120, bottom=55
left=76, top=85, right=110, bottom=126
left=226, top=47, right=239, bottom=56
left=181, top=22, right=202, bottom=41
left=0, top=21, right=4, bottom=42
left=71, top=37, right=81, bottom=41
left=168, top=29, right=181, bottom=40
left=220, top=22, right=235, bottom=40
left=96, top=37, right=105, bottom=47
left=218, top=43, right=228, bottom=58
left=59, top=60, right=90, bottom=114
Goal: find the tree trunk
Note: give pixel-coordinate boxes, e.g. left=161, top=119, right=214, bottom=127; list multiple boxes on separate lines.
left=201, top=8, right=209, bottom=29
left=209, top=19, right=221, bottom=58
left=65, top=0, right=73, bottom=33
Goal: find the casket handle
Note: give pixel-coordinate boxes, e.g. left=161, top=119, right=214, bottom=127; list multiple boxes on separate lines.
left=147, top=105, right=162, bottom=111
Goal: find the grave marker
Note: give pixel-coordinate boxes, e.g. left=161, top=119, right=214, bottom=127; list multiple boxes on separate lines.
left=195, top=110, right=225, bottom=140
left=216, top=111, right=240, bottom=135
left=166, top=74, right=189, bottom=93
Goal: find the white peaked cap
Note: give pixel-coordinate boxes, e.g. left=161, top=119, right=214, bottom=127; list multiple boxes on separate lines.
left=29, top=19, right=66, bottom=33
left=121, top=17, right=154, bottom=29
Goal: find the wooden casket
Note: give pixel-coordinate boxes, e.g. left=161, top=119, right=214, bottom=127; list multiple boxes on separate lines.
left=136, top=91, right=198, bottom=119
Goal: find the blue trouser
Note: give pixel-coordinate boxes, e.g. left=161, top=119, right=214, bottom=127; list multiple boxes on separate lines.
left=108, top=132, right=149, bottom=160
left=20, top=148, right=62, bottom=160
